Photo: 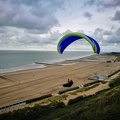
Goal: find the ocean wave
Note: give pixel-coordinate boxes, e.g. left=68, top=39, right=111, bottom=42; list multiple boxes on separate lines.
left=0, top=63, right=45, bottom=73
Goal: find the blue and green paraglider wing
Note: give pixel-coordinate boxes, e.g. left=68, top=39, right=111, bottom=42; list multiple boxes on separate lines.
left=57, top=32, right=100, bottom=54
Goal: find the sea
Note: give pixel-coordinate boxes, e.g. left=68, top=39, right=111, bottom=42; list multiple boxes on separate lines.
left=0, top=50, right=93, bottom=73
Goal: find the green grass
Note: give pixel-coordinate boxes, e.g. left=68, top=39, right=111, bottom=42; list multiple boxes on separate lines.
left=102, top=81, right=107, bottom=84
left=33, top=94, right=68, bottom=105
left=84, top=83, right=100, bottom=91
left=69, top=83, right=100, bottom=95
left=109, top=75, right=120, bottom=87
left=0, top=76, right=120, bottom=120
left=116, top=56, right=120, bottom=62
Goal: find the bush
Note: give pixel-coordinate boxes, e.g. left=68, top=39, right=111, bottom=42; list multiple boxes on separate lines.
left=109, top=76, right=120, bottom=87
left=95, top=88, right=111, bottom=95
left=50, top=102, right=65, bottom=108
left=68, top=96, right=84, bottom=105
left=84, top=83, right=99, bottom=91
left=116, top=56, right=120, bottom=62
left=102, top=81, right=107, bottom=84
left=109, top=83, right=114, bottom=87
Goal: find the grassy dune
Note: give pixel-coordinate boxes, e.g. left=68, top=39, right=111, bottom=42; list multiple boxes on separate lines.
left=0, top=75, right=120, bottom=120
left=116, top=56, right=120, bottom=62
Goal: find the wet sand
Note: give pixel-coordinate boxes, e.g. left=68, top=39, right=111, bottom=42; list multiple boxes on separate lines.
left=0, top=54, right=119, bottom=108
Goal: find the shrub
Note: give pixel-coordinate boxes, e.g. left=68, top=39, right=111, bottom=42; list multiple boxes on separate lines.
left=109, top=76, right=120, bottom=87
left=51, top=101, right=65, bottom=108
left=53, top=102, right=65, bottom=108
left=95, top=88, right=111, bottom=95
left=68, top=96, right=84, bottom=105
left=84, top=83, right=99, bottom=91
left=116, top=56, right=120, bottom=62
left=102, top=81, right=107, bottom=84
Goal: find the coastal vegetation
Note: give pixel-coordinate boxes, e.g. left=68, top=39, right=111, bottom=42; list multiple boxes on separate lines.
left=116, top=56, right=120, bottom=62
left=109, top=75, right=120, bottom=87
left=0, top=74, right=120, bottom=120
left=69, top=83, right=100, bottom=95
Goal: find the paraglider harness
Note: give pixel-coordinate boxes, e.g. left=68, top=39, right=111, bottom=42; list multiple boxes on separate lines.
left=63, top=79, right=73, bottom=87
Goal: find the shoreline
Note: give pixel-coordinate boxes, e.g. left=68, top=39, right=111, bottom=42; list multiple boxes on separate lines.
left=0, top=53, right=94, bottom=74
left=0, top=53, right=119, bottom=109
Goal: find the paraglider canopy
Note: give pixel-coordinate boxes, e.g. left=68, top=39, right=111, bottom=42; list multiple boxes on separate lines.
left=57, top=32, right=100, bottom=54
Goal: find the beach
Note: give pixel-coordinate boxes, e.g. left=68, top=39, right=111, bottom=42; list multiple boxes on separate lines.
left=0, top=54, right=119, bottom=108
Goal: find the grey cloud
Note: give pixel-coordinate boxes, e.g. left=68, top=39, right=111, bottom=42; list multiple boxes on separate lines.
left=92, top=28, right=107, bottom=42
left=8, top=0, right=65, bottom=11
left=42, top=0, right=65, bottom=12
left=93, top=28, right=104, bottom=37
left=108, top=36, right=120, bottom=43
left=77, top=30, right=85, bottom=34
left=84, top=0, right=120, bottom=12
left=49, top=31, right=62, bottom=41
left=0, top=27, right=8, bottom=33
left=116, top=28, right=120, bottom=35
left=112, top=10, right=120, bottom=21
left=83, top=0, right=96, bottom=6
left=17, top=35, right=40, bottom=45
left=27, top=29, right=49, bottom=34
left=86, top=0, right=95, bottom=5
left=0, top=29, right=62, bottom=49
left=83, top=11, right=92, bottom=20
left=103, top=30, right=112, bottom=35
left=92, top=27, right=120, bottom=46
left=0, top=29, right=87, bottom=49
left=62, top=29, right=73, bottom=35
left=107, top=28, right=120, bottom=43
left=102, top=0, right=120, bottom=8
left=0, top=0, right=64, bottom=33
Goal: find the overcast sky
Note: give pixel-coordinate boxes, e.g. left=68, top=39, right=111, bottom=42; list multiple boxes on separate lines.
left=0, top=0, right=120, bottom=52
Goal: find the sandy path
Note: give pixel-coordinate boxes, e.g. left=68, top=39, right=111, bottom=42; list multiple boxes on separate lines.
left=0, top=54, right=119, bottom=107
